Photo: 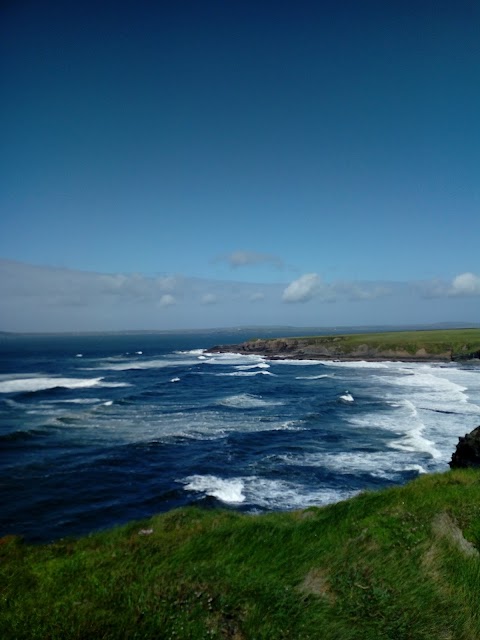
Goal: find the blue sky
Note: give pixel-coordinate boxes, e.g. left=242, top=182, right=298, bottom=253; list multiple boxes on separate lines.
left=1, top=1, right=479, bottom=331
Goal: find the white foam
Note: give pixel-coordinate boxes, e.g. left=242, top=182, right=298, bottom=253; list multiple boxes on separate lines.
left=174, top=349, right=206, bottom=356
left=320, top=360, right=390, bottom=369
left=103, top=400, right=113, bottom=406
left=183, top=475, right=357, bottom=509
left=269, top=359, right=323, bottom=366
left=295, top=374, right=333, bottom=380
left=234, top=362, right=271, bottom=370
left=388, top=408, right=442, bottom=458
left=205, top=353, right=267, bottom=366
left=248, top=478, right=359, bottom=509
left=379, top=365, right=479, bottom=415
left=348, top=398, right=442, bottom=459
left=0, top=376, right=130, bottom=393
left=277, top=451, right=428, bottom=480
left=183, top=475, right=245, bottom=503
left=214, top=370, right=275, bottom=377
left=218, top=393, right=283, bottom=409
left=170, top=377, right=181, bottom=383
left=81, top=406, right=299, bottom=445
left=91, top=358, right=199, bottom=371
left=135, top=351, right=143, bottom=355
left=339, top=392, right=354, bottom=403
left=46, top=398, right=102, bottom=405
left=75, top=353, right=83, bottom=358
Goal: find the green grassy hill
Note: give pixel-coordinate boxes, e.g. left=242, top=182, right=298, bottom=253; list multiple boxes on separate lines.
left=295, top=328, right=480, bottom=356
left=2, top=469, right=480, bottom=639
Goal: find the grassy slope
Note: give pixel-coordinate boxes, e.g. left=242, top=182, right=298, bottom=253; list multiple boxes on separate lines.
left=2, top=470, right=480, bottom=639
left=282, top=328, right=480, bottom=356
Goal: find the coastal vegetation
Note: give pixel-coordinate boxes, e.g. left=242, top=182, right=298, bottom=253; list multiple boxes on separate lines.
left=295, top=328, right=480, bottom=356
left=2, top=468, right=480, bottom=639
left=214, top=328, right=480, bottom=361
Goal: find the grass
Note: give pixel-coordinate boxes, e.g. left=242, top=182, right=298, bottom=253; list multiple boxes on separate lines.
left=273, top=328, right=480, bottom=357
left=2, top=469, right=480, bottom=639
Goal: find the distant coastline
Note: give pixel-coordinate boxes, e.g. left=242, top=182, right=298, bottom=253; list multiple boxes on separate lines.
left=1, top=321, right=479, bottom=338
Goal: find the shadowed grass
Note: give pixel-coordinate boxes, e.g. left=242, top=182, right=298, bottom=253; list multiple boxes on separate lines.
left=2, top=470, right=480, bottom=639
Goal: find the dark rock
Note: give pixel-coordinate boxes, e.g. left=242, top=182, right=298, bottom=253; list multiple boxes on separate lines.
left=452, top=349, right=480, bottom=362
left=450, top=426, right=480, bottom=468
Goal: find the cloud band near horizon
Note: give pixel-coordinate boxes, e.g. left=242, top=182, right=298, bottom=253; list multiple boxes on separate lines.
left=1, top=259, right=479, bottom=332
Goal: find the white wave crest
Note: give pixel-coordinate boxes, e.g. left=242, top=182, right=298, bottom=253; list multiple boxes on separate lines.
left=214, top=370, right=275, bottom=377
left=295, top=374, right=333, bottom=380
left=234, top=362, right=270, bottom=370
left=374, top=364, right=480, bottom=416
left=90, top=358, right=199, bottom=371
left=183, top=475, right=245, bottom=503
left=204, top=353, right=267, bottom=366
left=0, top=376, right=130, bottom=393
left=45, top=398, right=102, bottom=405
left=174, top=349, right=206, bottom=356
left=218, top=393, right=283, bottom=409
left=183, top=475, right=357, bottom=509
left=349, top=398, right=441, bottom=459
left=320, top=360, right=390, bottom=369
left=277, top=451, right=428, bottom=480
left=269, top=359, right=323, bottom=366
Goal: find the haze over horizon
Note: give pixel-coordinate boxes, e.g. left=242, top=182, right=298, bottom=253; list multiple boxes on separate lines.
left=1, top=1, right=479, bottom=332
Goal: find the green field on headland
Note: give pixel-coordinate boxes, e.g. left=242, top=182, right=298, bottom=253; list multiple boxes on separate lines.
left=213, top=328, right=480, bottom=361
left=296, top=328, right=480, bottom=356
left=3, top=469, right=480, bottom=639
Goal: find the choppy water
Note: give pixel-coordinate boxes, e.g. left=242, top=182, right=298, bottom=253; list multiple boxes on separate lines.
left=1, top=331, right=479, bottom=542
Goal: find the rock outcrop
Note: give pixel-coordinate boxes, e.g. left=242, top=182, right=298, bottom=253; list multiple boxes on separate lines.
left=450, top=426, right=480, bottom=468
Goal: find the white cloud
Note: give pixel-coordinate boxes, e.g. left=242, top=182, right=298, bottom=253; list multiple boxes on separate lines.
left=201, top=293, right=218, bottom=305
left=216, top=250, right=284, bottom=269
left=159, top=294, right=176, bottom=307
left=450, top=272, right=480, bottom=296
left=282, top=273, right=321, bottom=303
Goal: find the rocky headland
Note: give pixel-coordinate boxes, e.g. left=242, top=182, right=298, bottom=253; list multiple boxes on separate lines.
left=209, top=329, right=480, bottom=362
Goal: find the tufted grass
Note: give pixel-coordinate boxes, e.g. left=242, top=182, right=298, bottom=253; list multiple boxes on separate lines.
left=2, top=469, right=480, bottom=639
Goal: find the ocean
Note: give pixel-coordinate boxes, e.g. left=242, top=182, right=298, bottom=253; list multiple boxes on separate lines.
left=1, top=331, right=479, bottom=543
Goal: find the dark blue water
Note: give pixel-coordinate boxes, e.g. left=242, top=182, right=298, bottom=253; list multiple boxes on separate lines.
left=1, top=331, right=479, bottom=542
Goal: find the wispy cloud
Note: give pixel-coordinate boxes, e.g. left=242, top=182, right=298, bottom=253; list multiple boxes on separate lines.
left=200, top=293, right=218, bottom=305
left=282, top=274, right=392, bottom=304
left=2, top=259, right=478, bottom=332
left=215, top=250, right=284, bottom=269
left=334, top=281, right=391, bottom=301
left=418, top=272, right=480, bottom=298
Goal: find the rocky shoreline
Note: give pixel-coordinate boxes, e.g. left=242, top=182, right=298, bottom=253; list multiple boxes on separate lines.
left=208, top=337, right=457, bottom=362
